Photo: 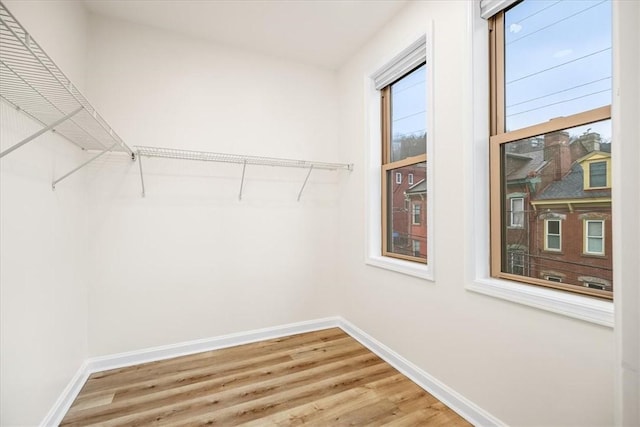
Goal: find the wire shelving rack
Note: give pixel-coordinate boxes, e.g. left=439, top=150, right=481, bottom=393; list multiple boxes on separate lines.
left=0, top=2, right=134, bottom=188
left=135, top=146, right=353, bottom=200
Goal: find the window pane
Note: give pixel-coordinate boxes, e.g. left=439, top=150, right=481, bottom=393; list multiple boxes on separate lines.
left=510, top=198, right=525, bottom=227
left=587, top=237, right=603, bottom=253
left=547, top=235, right=560, bottom=250
left=500, top=119, right=612, bottom=291
left=386, top=162, right=427, bottom=261
left=504, top=0, right=612, bottom=131
left=587, top=221, right=603, bottom=237
left=589, top=161, right=607, bottom=187
left=390, top=64, right=426, bottom=162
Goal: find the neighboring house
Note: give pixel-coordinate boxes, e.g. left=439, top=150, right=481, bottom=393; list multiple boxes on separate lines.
left=404, top=179, right=427, bottom=259
left=504, top=131, right=613, bottom=292
left=388, top=163, right=426, bottom=257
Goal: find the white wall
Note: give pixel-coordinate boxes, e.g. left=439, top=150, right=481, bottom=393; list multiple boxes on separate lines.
left=82, top=14, right=345, bottom=356
left=613, top=1, right=640, bottom=425
left=0, top=2, right=90, bottom=425
left=336, top=2, right=615, bottom=426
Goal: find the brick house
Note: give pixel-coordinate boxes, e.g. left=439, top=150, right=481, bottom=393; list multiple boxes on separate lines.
left=504, top=131, right=613, bottom=292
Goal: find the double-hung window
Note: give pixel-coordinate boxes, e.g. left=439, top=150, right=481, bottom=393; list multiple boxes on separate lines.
left=488, top=0, right=613, bottom=298
left=584, top=220, right=605, bottom=255
left=375, top=39, right=427, bottom=264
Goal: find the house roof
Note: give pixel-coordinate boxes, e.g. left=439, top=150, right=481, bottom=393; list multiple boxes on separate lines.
left=534, top=163, right=611, bottom=200
left=505, top=149, right=547, bottom=181
left=405, top=179, right=426, bottom=195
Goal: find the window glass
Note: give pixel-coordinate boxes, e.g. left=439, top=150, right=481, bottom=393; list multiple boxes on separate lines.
left=504, top=0, right=612, bottom=131
left=385, top=162, right=426, bottom=260
left=589, top=161, right=607, bottom=187
left=390, top=64, right=427, bottom=162
left=586, top=220, right=604, bottom=253
left=510, top=197, right=525, bottom=227
left=546, top=220, right=561, bottom=251
left=500, top=119, right=612, bottom=291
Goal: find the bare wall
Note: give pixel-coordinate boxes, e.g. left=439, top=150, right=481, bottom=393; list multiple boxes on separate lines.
left=336, top=1, right=615, bottom=426
left=0, top=1, right=90, bottom=424
left=82, top=14, right=345, bottom=356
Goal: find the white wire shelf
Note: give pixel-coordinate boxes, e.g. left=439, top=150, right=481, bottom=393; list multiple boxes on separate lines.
left=136, top=146, right=353, bottom=171
left=0, top=2, right=133, bottom=158
left=135, top=145, right=353, bottom=200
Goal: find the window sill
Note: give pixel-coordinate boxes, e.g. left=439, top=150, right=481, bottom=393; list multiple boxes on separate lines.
left=366, top=255, right=433, bottom=281
left=467, top=277, right=613, bottom=327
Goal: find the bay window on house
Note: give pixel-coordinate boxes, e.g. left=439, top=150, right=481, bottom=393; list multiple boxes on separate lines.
left=488, top=0, right=613, bottom=298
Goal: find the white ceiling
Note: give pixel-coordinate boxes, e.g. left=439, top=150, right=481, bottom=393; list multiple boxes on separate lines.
left=83, top=0, right=408, bottom=70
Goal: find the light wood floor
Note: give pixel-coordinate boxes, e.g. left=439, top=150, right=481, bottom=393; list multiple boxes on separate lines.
left=61, top=328, right=471, bottom=426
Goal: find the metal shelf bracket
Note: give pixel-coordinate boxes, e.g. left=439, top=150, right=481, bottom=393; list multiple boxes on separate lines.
left=52, top=143, right=118, bottom=190
left=297, top=165, right=314, bottom=202
left=0, top=106, right=83, bottom=158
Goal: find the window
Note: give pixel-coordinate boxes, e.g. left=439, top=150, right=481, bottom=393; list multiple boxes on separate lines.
left=510, top=197, right=524, bottom=227
left=412, top=240, right=421, bottom=257
left=584, top=220, right=605, bottom=255
left=545, top=275, right=563, bottom=283
left=412, top=203, right=421, bottom=225
left=408, top=173, right=414, bottom=185
left=544, top=219, right=561, bottom=252
left=589, top=161, right=607, bottom=188
left=381, top=64, right=427, bottom=263
left=489, top=0, right=613, bottom=299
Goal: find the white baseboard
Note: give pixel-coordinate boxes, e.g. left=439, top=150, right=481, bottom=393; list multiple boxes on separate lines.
left=42, top=316, right=503, bottom=427
left=87, top=317, right=341, bottom=373
left=337, top=318, right=506, bottom=427
left=40, top=360, right=91, bottom=427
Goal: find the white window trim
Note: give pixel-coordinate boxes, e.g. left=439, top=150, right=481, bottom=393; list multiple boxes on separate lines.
left=395, top=172, right=402, bottom=184
left=412, top=203, right=421, bottom=225
left=408, top=173, right=414, bottom=185
left=510, top=197, right=524, bottom=228
left=365, top=30, right=434, bottom=281
left=465, top=2, right=613, bottom=328
left=544, top=219, right=562, bottom=252
left=584, top=219, right=605, bottom=255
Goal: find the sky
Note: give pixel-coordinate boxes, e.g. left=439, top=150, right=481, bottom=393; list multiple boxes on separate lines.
left=387, top=1, right=612, bottom=156
left=504, top=0, right=611, bottom=139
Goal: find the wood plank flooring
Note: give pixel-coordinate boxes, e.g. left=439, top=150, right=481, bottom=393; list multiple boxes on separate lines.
left=61, top=328, right=471, bottom=426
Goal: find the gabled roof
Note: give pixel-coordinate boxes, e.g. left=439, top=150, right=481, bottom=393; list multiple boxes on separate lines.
left=505, top=150, right=547, bottom=181
left=405, top=179, right=426, bottom=196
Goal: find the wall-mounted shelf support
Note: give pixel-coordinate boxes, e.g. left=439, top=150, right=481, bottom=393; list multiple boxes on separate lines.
left=52, top=143, right=118, bottom=190
left=135, top=145, right=352, bottom=200
left=138, top=153, right=146, bottom=197
left=297, top=165, right=314, bottom=201
left=238, top=160, right=247, bottom=201
left=0, top=106, right=83, bottom=159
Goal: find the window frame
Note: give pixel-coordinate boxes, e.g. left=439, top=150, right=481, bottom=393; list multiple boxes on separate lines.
left=584, top=219, right=605, bottom=255
left=412, top=203, right=421, bottom=225
left=509, top=196, right=524, bottom=228
left=380, top=64, right=428, bottom=264
left=544, top=219, right=562, bottom=252
left=588, top=161, right=608, bottom=188
left=488, top=1, right=612, bottom=299
left=466, top=1, right=613, bottom=327
left=364, top=33, right=434, bottom=281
